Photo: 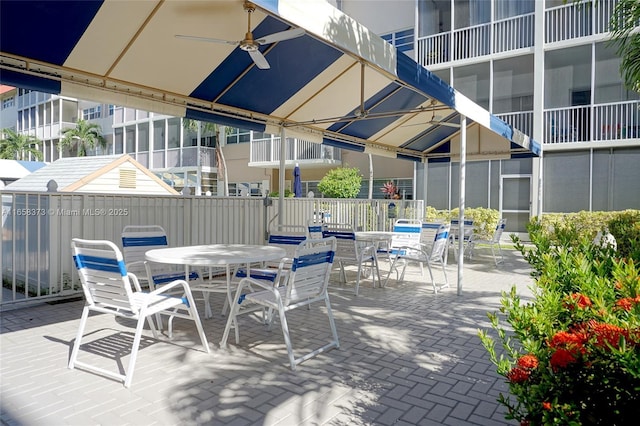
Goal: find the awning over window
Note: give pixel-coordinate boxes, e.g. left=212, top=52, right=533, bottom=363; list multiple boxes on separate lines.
left=0, top=0, right=540, bottom=162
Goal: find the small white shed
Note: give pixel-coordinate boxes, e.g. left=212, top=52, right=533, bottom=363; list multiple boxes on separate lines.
left=4, top=154, right=179, bottom=195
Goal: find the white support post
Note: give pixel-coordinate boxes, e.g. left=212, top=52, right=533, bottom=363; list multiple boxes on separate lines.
left=457, top=114, right=467, bottom=296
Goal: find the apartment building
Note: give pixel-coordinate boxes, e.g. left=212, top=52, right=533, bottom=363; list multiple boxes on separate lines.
left=341, top=0, right=639, bottom=231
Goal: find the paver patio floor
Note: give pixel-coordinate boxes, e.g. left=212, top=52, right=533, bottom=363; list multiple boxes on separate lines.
left=1, top=248, right=533, bottom=426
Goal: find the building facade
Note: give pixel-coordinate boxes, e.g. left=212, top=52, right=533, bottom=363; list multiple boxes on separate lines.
left=342, top=0, right=640, bottom=231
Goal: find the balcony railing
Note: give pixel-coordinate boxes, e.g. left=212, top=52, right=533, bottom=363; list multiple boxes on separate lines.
left=546, top=0, right=618, bottom=44
left=495, top=111, right=534, bottom=139
left=544, top=100, right=640, bottom=144
left=418, top=13, right=534, bottom=67
left=418, top=0, right=622, bottom=66
left=250, top=137, right=341, bottom=166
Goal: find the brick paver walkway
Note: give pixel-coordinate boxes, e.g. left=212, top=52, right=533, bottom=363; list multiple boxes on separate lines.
left=1, top=248, right=533, bottom=425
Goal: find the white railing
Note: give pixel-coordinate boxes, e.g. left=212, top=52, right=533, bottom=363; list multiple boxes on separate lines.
left=453, top=22, right=491, bottom=60
left=545, top=0, right=618, bottom=44
left=418, top=12, right=534, bottom=66
left=1, top=192, right=422, bottom=307
left=593, top=101, right=640, bottom=141
left=418, top=32, right=451, bottom=67
left=495, top=111, right=534, bottom=139
left=493, top=13, right=535, bottom=53
left=250, top=137, right=341, bottom=164
left=543, top=100, right=640, bottom=144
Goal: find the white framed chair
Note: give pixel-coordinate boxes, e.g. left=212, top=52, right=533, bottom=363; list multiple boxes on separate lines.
left=235, top=224, right=307, bottom=284
left=322, top=222, right=380, bottom=295
left=220, top=237, right=340, bottom=371
left=306, top=219, right=327, bottom=240
left=121, top=225, right=226, bottom=319
left=69, top=238, right=209, bottom=388
left=467, top=218, right=507, bottom=265
left=449, top=218, right=475, bottom=262
left=384, top=222, right=451, bottom=293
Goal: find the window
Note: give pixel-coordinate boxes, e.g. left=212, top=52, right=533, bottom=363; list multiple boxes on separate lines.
left=82, top=105, right=102, bottom=120
left=226, top=128, right=251, bottom=144
left=108, top=104, right=115, bottom=116
left=2, top=96, right=14, bottom=109
left=381, top=29, right=414, bottom=53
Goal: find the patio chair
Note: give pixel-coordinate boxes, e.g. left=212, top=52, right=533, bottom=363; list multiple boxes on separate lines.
left=449, top=218, right=475, bottom=262
left=69, top=238, right=209, bottom=388
left=235, top=224, right=307, bottom=284
left=467, top=218, right=507, bottom=265
left=322, top=222, right=380, bottom=295
left=384, top=222, right=451, bottom=293
left=121, top=225, right=225, bottom=320
left=220, top=237, right=339, bottom=371
left=306, top=219, right=327, bottom=240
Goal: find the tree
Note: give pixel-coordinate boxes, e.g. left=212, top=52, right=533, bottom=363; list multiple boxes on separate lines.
left=0, top=128, right=43, bottom=160
left=183, top=119, right=230, bottom=196
left=317, top=166, right=362, bottom=198
left=59, top=119, right=106, bottom=157
left=609, top=0, right=640, bottom=91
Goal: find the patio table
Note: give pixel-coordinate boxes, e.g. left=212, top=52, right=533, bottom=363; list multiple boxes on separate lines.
left=145, top=244, right=286, bottom=319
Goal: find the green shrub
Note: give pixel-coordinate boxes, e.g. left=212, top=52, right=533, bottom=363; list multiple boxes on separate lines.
left=480, top=219, right=640, bottom=425
left=607, top=210, right=640, bottom=260
left=424, top=206, right=500, bottom=240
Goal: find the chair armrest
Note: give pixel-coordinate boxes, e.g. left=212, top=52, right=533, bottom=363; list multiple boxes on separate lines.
left=239, top=277, right=278, bottom=294
left=127, top=272, right=143, bottom=292
left=149, top=278, right=191, bottom=297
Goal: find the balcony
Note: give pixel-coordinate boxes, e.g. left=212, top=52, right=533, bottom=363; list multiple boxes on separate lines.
left=249, top=136, right=341, bottom=168
left=418, top=13, right=534, bottom=67
left=544, top=100, right=640, bottom=144
left=546, top=0, right=618, bottom=44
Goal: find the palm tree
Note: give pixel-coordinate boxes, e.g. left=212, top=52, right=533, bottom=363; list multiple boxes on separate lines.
left=59, top=119, right=106, bottom=157
left=0, top=128, right=43, bottom=160
left=183, top=119, right=230, bottom=196
left=609, top=0, right=640, bottom=91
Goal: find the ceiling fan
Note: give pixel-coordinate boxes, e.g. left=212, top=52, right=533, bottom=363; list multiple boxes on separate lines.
left=175, top=1, right=305, bottom=70
left=426, top=112, right=461, bottom=128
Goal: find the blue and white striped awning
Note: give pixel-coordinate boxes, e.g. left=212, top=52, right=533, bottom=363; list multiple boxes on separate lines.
left=0, top=0, right=539, bottom=162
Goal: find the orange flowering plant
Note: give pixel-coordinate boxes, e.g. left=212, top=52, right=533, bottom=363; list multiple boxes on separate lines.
left=479, top=220, right=640, bottom=425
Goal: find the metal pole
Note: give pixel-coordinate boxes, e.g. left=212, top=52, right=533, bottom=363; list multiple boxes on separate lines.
left=457, top=115, right=467, bottom=296
left=278, top=126, right=286, bottom=226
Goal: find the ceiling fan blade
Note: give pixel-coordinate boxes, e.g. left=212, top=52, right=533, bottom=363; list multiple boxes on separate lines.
left=256, top=28, right=305, bottom=45
left=248, top=49, right=270, bottom=69
left=437, top=122, right=461, bottom=128
left=175, top=34, right=239, bottom=46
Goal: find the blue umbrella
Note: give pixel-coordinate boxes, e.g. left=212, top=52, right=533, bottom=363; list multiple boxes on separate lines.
left=293, top=163, right=303, bottom=198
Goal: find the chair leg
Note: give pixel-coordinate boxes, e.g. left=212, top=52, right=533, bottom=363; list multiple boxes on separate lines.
left=440, top=260, right=449, bottom=289
left=123, top=311, right=147, bottom=388
left=276, top=302, right=296, bottom=371
left=325, top=294, right=340, bottom=349
left=220, top=282, right=245, bottom=347
left=184, top=292, right=210, bottom=353
left=68, top=305, right=90, bottom=369
left=426, top=263, right=436, bottom=293
left=384, top=257, right=399, bottom=287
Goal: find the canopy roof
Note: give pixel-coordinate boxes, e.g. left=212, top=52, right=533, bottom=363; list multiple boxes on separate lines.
left=0, top=0, right=539, bottom=162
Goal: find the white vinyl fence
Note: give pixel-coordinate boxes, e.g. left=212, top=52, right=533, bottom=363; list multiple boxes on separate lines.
left=1, top=191, right=422, bottom=307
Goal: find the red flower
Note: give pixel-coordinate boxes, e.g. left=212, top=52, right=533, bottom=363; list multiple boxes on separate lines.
left=564, top=293, right=592, bottom=309
left=588, top=321, right=628, bottom=349
left=550, top=348, right=578, bottom=371
left=542, top=401, right=552, bottom=411
left=517, top=354, right=539, bottom=370
left=507, top=367, right=531, bottom=383
left=549, top=331, right=585, bottom=348
left=616, top=297, right=636, bottom=311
